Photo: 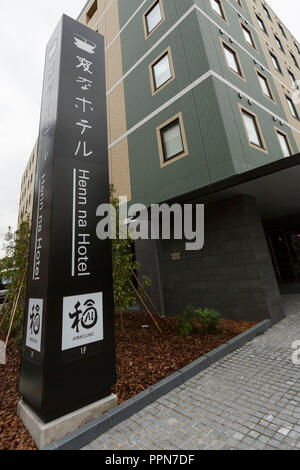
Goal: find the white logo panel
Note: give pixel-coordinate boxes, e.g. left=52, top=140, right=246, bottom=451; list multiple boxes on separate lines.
left=62, top=292, right=103, bottom=351
left=73, top=35, right=96, bottom=54
left=25, top=299, right=43, bottom=352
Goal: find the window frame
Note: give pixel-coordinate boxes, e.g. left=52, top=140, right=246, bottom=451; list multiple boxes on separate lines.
left=286, top=95, right=299, bottom=120
left=221, top=40, right=245, bottom=80
left=288, top=69, right=298, bottom=89
left=239, top=105, right=268, bottom=153
left=274, top=34, right=285, bottom=53
left=275, top=127, right=293, bottom=158
left=156, top=113, right=189, bottom=167
left=256, top=69, right=275, bottom=102
left=278, top=22, right=287, bottom=39
left=269, top=51, right=282, bottom=74
left=262, top=4, right=272, bottom=21
left=149, top=47, right=175, bottom=95
left=210, top=0, right=227, bottom=23
left=256, top=14, right=268, bottom=35
left=86, top=0, right=97, bottom=23
left=290, top=51, right=299, bottom=69
left=241, top=22, right=257, bottom=50
left=143, top=0, right=165, bottom=39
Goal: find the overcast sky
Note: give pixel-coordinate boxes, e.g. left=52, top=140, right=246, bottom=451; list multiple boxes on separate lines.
left=0, top=0, right=299, bottom=256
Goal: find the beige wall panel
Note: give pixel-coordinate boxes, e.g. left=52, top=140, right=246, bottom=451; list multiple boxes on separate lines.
left=246, top=0, right=300, bottom=152
left=106, top=37, right=123, bottom=91
left=107, top=84, right=127, bottom=144
left=292, top=130, right=300, bottom=150
left=88, top=3, right=100, bottom=29
left=247, top=0, right=300, bottom=78
left=97, top=16, right=106, bottom=38
left=109, top=137, right=132, bottom=201
left=97, top=0, right=106, bottom=17
left=105, top=0, right=119, bottom=45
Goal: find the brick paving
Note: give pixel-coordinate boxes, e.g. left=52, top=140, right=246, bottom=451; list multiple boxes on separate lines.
left=83, top=295, right=300, bottom=450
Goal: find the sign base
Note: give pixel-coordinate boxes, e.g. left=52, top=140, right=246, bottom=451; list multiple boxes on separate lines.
left=17, top=394, right=117, bottom=449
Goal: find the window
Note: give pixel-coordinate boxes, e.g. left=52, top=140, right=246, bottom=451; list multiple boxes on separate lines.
left=241, top=24, right=256, bottom=48
left=144, top=1, right=163, bottom=36
left=257, top=71, right=273, bottom=100
left=270, top=52, right=282, bottom=73
left=276, top=130, right=292, bottom=157
left=290, top=52, right=299, bottom=69
left=286, top=96, right=299, bottom=119
left=222, top=43, right=244, bottom=77
left=161, top=120, right=184, bottom=160
left=274, top=35, right=284, bottom=53
left=86, top=1, right=97, bottom=22
left=262, top=4, right=271, bottom=21
left=241, top=108, right=265, bottom=150
left=256, top=15, right=267, bottom=34
left=288, top=70, right=298, bottom=89
left=157, top=114, right=188, bottom=166
left=234, top=0, right=242, bottom=6
left=278, top=23, right=286, bottom=38
left=211, top=0, right=226, bottom=20
left=150, top=50, right=174, bottom=92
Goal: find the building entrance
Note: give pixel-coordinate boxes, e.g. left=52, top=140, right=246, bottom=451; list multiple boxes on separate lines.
left=266, top=228, right=300, bottom=291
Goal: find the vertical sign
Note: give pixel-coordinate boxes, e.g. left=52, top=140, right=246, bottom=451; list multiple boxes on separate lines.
left=19, top=15, right=116, bottom=423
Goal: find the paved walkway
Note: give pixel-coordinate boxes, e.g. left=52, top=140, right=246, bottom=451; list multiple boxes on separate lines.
left=83, top=295, right=300, bottom=450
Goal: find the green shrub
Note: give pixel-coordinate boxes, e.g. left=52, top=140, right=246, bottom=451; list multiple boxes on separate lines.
left=178, top=305, right=195, bottom=337
left=195, top=308, right=221, bottom=333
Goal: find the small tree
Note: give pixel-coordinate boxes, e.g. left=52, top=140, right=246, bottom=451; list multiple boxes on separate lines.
left=0, top=189, right=151, bottom=340
left=110, top=185, right=151, bottom=331
left=0, top=219, right=31, bottom=344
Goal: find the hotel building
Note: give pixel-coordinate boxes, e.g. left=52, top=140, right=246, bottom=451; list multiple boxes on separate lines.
left=20, top=0, right=300, bottom=323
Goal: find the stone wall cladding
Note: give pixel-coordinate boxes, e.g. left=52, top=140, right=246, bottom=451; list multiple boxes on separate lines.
left=135, top=194, right=283, bottom=323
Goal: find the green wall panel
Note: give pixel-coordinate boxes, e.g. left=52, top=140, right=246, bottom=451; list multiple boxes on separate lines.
left=116, top=0, right=298, bottom=207
left=127, top=94, right=212, bottom=206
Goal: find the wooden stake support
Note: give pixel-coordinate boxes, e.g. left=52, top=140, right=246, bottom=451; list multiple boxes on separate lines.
left=0, top=293, right=10, bottom=330
left=130, top=280, right=163, bottom=334
left=5, top=273, right=25, bottom=349
left=132, top=272, right=162, bottom=319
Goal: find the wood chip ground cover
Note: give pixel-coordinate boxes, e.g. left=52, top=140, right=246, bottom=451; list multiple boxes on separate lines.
left=0, top=313, right=255, bottom=450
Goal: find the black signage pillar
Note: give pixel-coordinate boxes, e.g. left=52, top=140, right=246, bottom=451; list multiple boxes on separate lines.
left=19, top=15, right=116, bottom=423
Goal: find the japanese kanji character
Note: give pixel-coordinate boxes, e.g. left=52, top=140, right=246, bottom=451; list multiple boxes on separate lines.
left=69, top=300, right=98, bottom=333
left=76, top=56, right=93, bottom=74
left=30, top=304, right=40, bottom=335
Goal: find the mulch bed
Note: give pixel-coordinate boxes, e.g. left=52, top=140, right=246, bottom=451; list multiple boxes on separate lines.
left=0, top=312, right=255, bottom=450
left=0, top=333, right=36, bottom=450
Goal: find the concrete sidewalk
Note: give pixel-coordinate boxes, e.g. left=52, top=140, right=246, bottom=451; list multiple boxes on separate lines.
left=83, top=295, right=300, bottom=450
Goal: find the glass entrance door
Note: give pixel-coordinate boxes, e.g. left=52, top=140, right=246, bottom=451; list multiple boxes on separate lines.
left=267, top=230, right=300, bottom=284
